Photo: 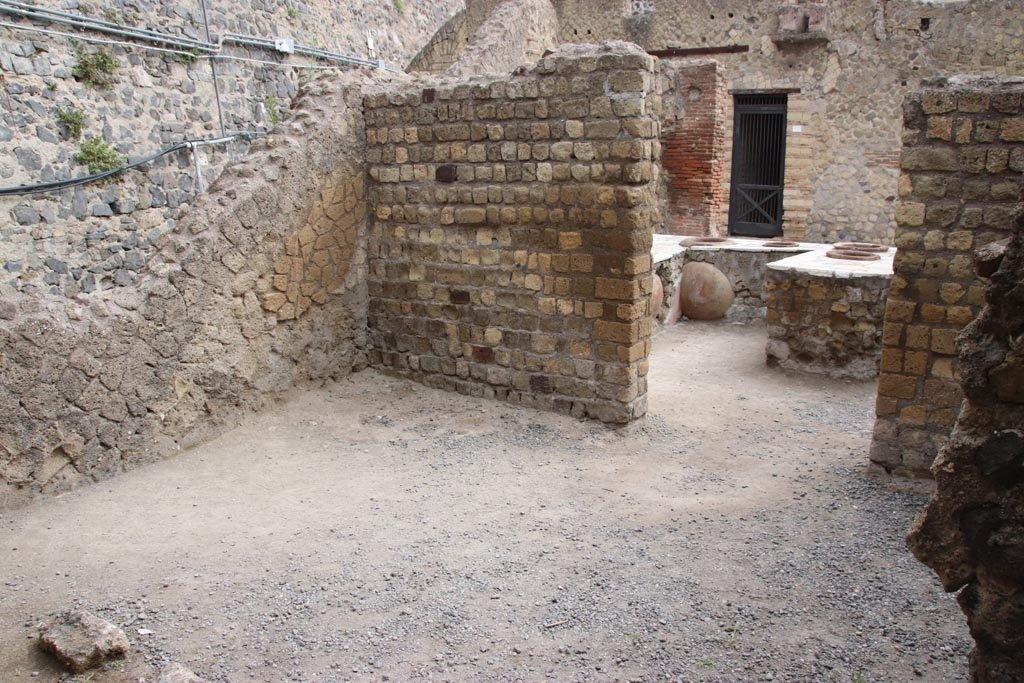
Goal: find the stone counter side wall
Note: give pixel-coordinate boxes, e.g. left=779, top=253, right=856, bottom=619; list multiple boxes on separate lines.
left=365, top=43, right=661, bottom=423
left=870, top=79, right=1024, bottom=478
left=765, top=269, right=890, bottom=380
left=0, top=72, right=374, bottom=509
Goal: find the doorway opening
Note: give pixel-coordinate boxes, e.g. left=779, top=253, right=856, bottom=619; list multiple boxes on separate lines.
left=727, top=93, right=788, bottom=237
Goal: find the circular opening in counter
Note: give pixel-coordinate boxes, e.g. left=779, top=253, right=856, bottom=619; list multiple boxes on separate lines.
left=834, top=241, right=889, bottom=253
left=681, top=237, right=731, bottom=247
left=761, top=240, right=800, bottom=248
left=826, top=249, right=881, bottom=261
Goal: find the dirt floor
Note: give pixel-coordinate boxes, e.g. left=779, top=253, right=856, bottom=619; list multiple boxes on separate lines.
left=0, top=322, right=969, bottom=682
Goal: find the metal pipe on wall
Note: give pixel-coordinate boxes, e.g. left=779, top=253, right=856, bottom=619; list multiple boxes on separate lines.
left=197, top=0, right=227, bottom=138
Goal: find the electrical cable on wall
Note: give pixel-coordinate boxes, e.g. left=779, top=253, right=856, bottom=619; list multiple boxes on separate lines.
left=0, top=21, right=367, bottom=71
left=0, top=0, right=398, bottom=71
left=0, top=0, right=396, bottom=199
left=0, top=134, right=258, bottom=197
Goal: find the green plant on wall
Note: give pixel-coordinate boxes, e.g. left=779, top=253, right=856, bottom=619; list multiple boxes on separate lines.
left=266, top=95, right=279, bottom=126
left=76, top=137, right=125, bottom=174
left=287, top=7, right=298, bottom=19
left=178, top=48, right=201, bottom=65
left=56, top=107, right=87, bottom=140
left=393, top=0, right=404, bottom=14
left=101, top=8, right=139, bottom=25
left=72, top=48, right=119, bottom=90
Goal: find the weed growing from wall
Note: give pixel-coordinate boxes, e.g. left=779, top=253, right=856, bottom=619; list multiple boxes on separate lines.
left=267, top=95, right=279, bottom=126
left=101, top=8, right=140, bottom=26
left=72, top=48, right=119, bottom=90
left=56, top=108, right=87, bottom=140
left=76, top=138, right=125, bottom=174
left=287, top=7, right=298, bottom=19
left=394, top=0, right=405, bottom=14
left=179, top=48, right=201, bottom=65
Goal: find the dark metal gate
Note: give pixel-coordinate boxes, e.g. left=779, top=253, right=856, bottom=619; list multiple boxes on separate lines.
left=727, top=94, right=788, bottom=237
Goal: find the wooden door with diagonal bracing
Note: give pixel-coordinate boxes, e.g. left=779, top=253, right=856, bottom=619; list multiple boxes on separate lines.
left=727, top=94, right=788, bottom=237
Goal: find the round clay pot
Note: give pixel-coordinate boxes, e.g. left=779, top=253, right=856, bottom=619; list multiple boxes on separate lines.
left=678, top=261, right=734, bottom=320
left=651, top=274, right=665, bottom=321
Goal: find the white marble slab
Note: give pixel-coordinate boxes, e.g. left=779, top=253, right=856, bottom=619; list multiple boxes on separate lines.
left=767, top=246, right=895, bottom=278
left=651, top=234, right=895, bottom=278
left=651, top=234, right=686, bottom=264
left=679, top=236, right=819, bottom=254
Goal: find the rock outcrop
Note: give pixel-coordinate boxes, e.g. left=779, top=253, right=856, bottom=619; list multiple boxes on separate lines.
left=907, top=219, right=1024, bottom=680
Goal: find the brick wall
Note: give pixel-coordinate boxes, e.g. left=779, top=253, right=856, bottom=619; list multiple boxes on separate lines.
left=869, top=79, right=1024, bottom=477
left=658, top=60, right=728, bottom=237
left=364, top=43, right=661, bottom=424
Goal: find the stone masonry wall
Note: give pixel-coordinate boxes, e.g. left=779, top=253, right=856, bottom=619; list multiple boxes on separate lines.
left=765, top=268, right=890, bottom=380
left=543, top=0, right=1024, bottom=244
left=408, top=0, right=504, bottom=75
left=407, top=8, right=470, bottom=75
left=658, top=59, right=727, bottom=237
left=444, top=0, right=557, bottom=79
left=907, top=221, right=1024, bottom=682
left=870, top=78, right=1024, bottom=478
left=1, top=0, right=460, bottom=299
left=0, top=72, right=375, bottom=509
left=365, top=43, right=661, bottom=423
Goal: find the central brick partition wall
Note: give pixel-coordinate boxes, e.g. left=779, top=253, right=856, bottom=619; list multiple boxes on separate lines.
left=869, top=78, right=1024, bottom=477
left=364, top=44, right=661, bottom=423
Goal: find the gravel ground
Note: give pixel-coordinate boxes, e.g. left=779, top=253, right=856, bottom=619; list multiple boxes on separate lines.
left=0, top=322, right=969, bottom=682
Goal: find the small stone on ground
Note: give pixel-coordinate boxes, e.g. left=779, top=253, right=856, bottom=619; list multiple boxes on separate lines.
left=37, top=611, right=129, bottom=673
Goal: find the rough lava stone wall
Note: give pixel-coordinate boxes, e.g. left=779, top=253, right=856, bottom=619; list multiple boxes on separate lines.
left=0, top=72, right=375, bottom=508
left=408, top=0, right=505, bottom=75
left=407, top=9, right=470, bottom=75
left=907, top=223, right=1024, bottom=682
left=765, top=268, right=890, bottom=380
left=443, top=0, right=557, bottom=79
left=0, top=0, right=460, bottom=298
left=870, top=78, right=1024, bottom=478
left=657, top=59, right=727, bottom=237
left=365, top=42, right=660, bottom=423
